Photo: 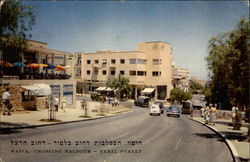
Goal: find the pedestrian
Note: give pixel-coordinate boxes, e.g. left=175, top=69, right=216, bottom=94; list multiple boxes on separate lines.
left=204, top=104, right=210, bottom=124
left=61, top=96, right=67, bottom=112
left=231, top=106, right=238, bottom=123
left=200, top=106, right=205, bottom=117
left=209, top=104, right=217, bottom=125
left=53, top=97, right=59, bottom=111
left=2, top=88, right=12, bottom=115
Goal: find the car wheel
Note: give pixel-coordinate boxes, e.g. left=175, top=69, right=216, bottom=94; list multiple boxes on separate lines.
left=150, top=113, right=152, bottom=116
left=177, top=115, right=180, bottom=117
left=167, top=114, right=169, bottom=117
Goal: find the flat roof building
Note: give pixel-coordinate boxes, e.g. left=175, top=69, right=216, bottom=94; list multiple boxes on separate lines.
left=76, top=41, right=173, bottom=100
left=1, top=40, right=76, bottom=108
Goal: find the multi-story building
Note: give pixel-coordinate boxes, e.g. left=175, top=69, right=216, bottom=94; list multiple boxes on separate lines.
left=172, top=68, right=190, bottom=92
left=77, top=41, right=173, bottom=100
left=1, top=40, right=76, bottom=108
left=190, top=76, right=206, bottom=87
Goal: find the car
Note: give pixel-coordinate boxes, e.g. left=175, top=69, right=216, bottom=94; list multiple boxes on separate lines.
left=154, top=100, right=164, bottom=114
left=149, top=104, right=161, bottom=116
left=134, top=96, right=150, bottom=107
left=166, top=105, right=182, bottom=117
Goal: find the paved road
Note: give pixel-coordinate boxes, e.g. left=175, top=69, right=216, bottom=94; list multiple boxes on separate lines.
left=0, top=106, right=233, bottom=162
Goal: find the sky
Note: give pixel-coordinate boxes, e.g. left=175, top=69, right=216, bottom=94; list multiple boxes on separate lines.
left=22, top=1, right=249, bottom=80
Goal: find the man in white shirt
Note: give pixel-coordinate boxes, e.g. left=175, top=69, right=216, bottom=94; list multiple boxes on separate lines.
left=2, top=88, right=11, bottom=115
left=53, top=97, right=59, bottom=111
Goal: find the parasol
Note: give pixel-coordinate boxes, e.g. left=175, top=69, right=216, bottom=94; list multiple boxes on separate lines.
left=13, top=62, right=26, bottom=67
left=46, top=65, right=56, bottom=69
left=56, top=65, right=65, bottom=71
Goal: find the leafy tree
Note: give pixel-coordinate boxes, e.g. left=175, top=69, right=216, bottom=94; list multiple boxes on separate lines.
left=189, top=80, right=204, bottom=94
left=170, top=88, right=191, bottom=104
left=0, top=1, right=36, bottom=77
left=106, top=77, right=132, bottom=99
left=206, top=17, right=249, bottom=110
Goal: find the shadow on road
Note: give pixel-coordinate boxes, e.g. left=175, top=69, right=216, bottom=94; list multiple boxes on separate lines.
left=0, top=122, right=34, bottom=134
left=194, top=133, right=225, bottom=142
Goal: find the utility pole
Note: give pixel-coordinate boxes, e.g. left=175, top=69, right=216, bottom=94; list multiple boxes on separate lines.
left=118, top=73, right=121, bottom=101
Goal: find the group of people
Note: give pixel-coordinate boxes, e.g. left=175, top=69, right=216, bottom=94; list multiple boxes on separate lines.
left=47, top=97, right=67, bottom=112
left=201, top=104, right=217, bottom=125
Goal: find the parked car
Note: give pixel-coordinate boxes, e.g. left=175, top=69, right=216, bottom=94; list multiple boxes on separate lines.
left=166, top=105, right=182, bottom=117
left=134, top=96, right=150, bottom=107
left=154, top=100, right=164, bottom=114
left=149, top=104, right=161, bottom=116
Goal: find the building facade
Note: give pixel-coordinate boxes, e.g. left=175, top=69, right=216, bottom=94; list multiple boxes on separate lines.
left=172, top=68, right=190, bottom=92
left=1, top=40, right=76, bottom=108
left=77, top=41, right=173, bottom=100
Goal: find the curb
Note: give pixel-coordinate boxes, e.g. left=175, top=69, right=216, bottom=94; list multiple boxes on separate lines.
left=189, top=117, right=241, bottom=162
left=0, top=109, right=132, bottom=130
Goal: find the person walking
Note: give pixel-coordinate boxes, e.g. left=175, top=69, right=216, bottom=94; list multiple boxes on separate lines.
left=61, top=97, right=67, bottom=112
left=53, top=97, right=59, bottom=111
left=2, top=88, right=11, bottom=115
left=204, top=104, right=210, bottom=124
left=231, top=106, right=238, bottom=123
left=209, top=104, right=217, bottom=125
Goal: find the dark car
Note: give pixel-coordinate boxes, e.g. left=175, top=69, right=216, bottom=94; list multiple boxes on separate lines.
left=166, top=105, right=182, bottom=117
left=154, top=100, right=164, bottom=114
left=134, top=96, right=150, bottom=107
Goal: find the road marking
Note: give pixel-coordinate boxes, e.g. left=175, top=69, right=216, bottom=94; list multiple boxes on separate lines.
left=174, top=136, right=182, bottom=151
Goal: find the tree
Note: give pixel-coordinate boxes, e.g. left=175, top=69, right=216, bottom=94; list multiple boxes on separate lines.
left=106, top=77, right=132, bottom=100
left=170, top=88, right=192, bottom=104
left=0, top=1, right=36, bottom=77
left=189, top=80, right=204, bottom=94
left=206, top=17, right=249, bottom=110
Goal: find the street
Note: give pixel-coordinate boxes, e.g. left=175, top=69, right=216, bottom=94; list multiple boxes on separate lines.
left=0, top=106, right=233, bottom=162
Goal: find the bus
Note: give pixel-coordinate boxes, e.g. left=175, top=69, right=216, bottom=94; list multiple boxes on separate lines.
left=182, top=101, right=193, bottom=114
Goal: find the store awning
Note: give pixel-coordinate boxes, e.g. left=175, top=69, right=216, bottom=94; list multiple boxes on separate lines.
left=22, top=84, right=52, bottom=96
left=105, top=87, right=113, bottom=91
left=141, top=88, right=155, bottom=94
left=95, top=87, right=107, bottom=91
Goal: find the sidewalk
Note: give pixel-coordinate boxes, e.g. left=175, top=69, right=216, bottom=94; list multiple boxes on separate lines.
left=190, top=116, right=249, bottom=162
left=0, top=100, right=133, bottom=129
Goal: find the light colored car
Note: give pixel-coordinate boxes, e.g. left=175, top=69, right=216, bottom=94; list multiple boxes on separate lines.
left=166, top=105, right=182, bottom=117
left=149, top=104, right=161, bottom=116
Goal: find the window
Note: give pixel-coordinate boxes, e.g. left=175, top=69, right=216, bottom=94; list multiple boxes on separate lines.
left=22, top=91, right=35, bottom=101
left=152, top=59, right=162, bottom=65
left=152, top=71, right=161, bottom=76
left=111, top=59, right=116, bottom=64
left=102, top=70, right=107, bottom=75
left=94, top=69, right=98, bottom=75
left=120, top=59, right=125, bottom=64
left=129, top=71, right=136, bottom=76
left=120, top=70, right=125, bottom=75
left=87, top=60, right=91, bottom=64
left=129, top=59, right=147, bottom=64
left=94, top=60, right=99, bottom=64
left=137, top=71, right=146, bottom=76
left=110, top=70, right=116, bottom=75
left=87, top=70, right=91, bottom=75
left=137, top=59, right=147, bottom=64
left=129, top=59, right=136, bottom=64
left=102, top=59, right=107, bottom=67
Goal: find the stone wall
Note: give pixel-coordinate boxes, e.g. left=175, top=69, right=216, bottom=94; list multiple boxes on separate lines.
left=36, top=97, right=47, bottom=110
left=0, top=85, right=41, bottom=111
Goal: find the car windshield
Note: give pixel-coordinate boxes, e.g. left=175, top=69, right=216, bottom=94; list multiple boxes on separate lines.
left=168, top=106, right=179, bottom=111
